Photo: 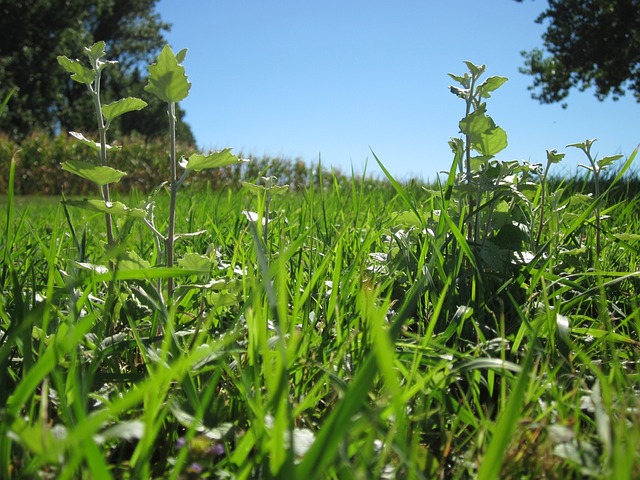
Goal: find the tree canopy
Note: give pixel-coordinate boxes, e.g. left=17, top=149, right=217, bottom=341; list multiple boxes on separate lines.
left=0, top=0, right=195, bottom=144
left=518, top=0, right=640, bottom=106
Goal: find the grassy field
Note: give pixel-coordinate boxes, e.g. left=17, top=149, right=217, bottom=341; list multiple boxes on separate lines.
left=1, top=143, right=640, bottom=479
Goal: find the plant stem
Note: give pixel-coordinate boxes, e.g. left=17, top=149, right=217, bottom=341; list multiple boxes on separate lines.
left=166, top=101, right=178, bottom=296
left=536, top=162, right=550, bottom=246
left=263, top=192, right=270, bottom=247
left=583, top=147, right=601, bottom=264
left=465, top=75, right=477, bottom=243
left=90, top=68, right=115, bottom=246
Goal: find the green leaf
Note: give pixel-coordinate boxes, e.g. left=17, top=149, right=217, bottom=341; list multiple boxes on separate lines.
left=175, top=48, right=188, bottom=64
left=464, top=61, right=485, bottom=77
left=448, top=72, right=470, bottom=88
left=476, top=125, right=508, bottom=156
left=392, top=210, right=423, bottom=227
left=598, top=154, right=623, bottom=170
left=57, top=56, right=95, bottom=84
left=546, top=149, right=566, bottom=164
left=459, top=105, right=492, bottom=138
left=241, top=182, right=289, bottom=195
left=177, top=253, right=212, bottom=272
left=63, top=199, right=145, bottom=218
left=61, top=160, right=127, bottom=186
left=84, top=41, right=106, bottom=64
left=613, top=233, right=640, bottom=242
left=102, top=97, right=147, bottom=122
left=477, top=76, right=508, bottom=98
left=567, top=139, right=596, bottom=153
left=145, top=45, right=191, bottom=103
left=242, top=183, right=263, bottom=195
left=268, top=185, right=290, bottom=195
left=69, top=131, right=120, bottom=151
left=493, top=222, right=528, bottom=250
left=183, top=148, right=244, bottom=172
left=116, top=250, right=151, bottom=270
left=8, top=418, right=65, bottom=462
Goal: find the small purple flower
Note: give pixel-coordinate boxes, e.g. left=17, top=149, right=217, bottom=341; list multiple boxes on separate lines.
left=175, top=437, right=186, bottom=449
left=188, top=462, right=203, bottom=473
left=206, top=442, right=225, bottom=457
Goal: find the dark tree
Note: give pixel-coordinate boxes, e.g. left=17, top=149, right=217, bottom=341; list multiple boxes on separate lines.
left=518, top=0, right=640, bottom=106
left=0, top=0, right=195, bottom=144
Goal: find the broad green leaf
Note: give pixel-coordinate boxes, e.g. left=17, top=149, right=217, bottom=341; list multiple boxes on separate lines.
left=475, top=125, right=508, bottom=156
left=464, top=61, right=485, bottom=77
left=598, top=154, right=623, bottom=169
left=459, top=105, right=493, bottom=138
left=494, top=223, right=528, bottom=250
left=490, top=200, right=511, bottom=230
left=61, top=160, right=127, bottom=186
left=477, top=76, right=508, bottom=98
left=84, top=41, right=106, bottom=64
left=448, top=72, right=470, bottom=88
left=116, top=250, right=152, bottom=270
left=207, top=292, right=239, bottom=308
left=479, top=240, right=509, bottom=270
left=102, top=97, right=147, bottom=121
left=267, top=184, right=289, bottom=195
left=241, top=182, right=289, bottom=195
left=145, top=45, right=191, bottom=103
left=8, top=418, right=65, bottom=462
left=448, top=137, right=464, bottom=154
left=69, top=131, right=120, bottom=151
left=613, top=233, right=640, bottom=242
left=241, top=182, right=259, bottom=194
left=57, top=56, right=95, bottom=84
left=177, top=253, right=212, bottom=272
left=63, top=199, right=145, bottom=218
left=176, top=48, right=188, bottom=63
left=184, top=148, right=244, bottom=172
left=567, top=139, right=596, bottom=153
left=546, top=149, right=565, bottom=164
left=395, top=211, right=422, bottom=226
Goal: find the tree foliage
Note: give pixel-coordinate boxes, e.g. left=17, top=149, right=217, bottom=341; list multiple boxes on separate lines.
left=0, top=0, right=195, bottom=144
left=518, top=0, right=640, bottom=106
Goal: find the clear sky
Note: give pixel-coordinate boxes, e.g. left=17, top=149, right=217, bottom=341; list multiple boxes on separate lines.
left=155, top=0, right=639, bottom=181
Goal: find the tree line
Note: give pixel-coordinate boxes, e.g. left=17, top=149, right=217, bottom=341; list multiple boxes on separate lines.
left=0, top=0, right=194, bottom=143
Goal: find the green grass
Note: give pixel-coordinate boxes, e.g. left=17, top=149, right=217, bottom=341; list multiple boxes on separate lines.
left=1, top=154, right=640, bottom=479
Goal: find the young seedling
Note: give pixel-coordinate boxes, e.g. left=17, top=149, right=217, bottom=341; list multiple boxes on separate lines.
left=536, top=149, right=566, bottom=245
left=59, top=43, right=247, bottom=298
left=58, top=42, right=147, bottom=246
left=144, top=45, right=247, bottom=295
left=449, top=61, right=508, bottom=243
left=242, top=175, right=290, bottom=247
left=569, top=139, right=622, bottom=263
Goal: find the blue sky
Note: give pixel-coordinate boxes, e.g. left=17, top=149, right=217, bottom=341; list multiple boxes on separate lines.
left=155, top=0, right=639, bottom=181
